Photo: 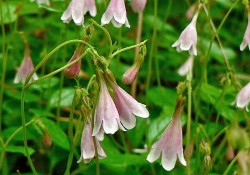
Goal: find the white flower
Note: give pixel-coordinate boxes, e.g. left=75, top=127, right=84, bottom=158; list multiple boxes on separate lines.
left=178, top=56, right=194, bottom=76
left=240, top=14, right=250, bottom=51
left=101, top=0, right=130, bottom=28
left=61, top=0, right=96, bottom=26
left=77, top=123, right=106, bottom=163
left=233, top=82, right=250, bottom=111
left=172, top=13, right=198, bottom=56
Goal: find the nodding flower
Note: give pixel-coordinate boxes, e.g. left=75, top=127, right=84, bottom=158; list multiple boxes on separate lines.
left=61, top=0, right=96, bottom=26
left=101, top=0, right=130, bottom=28
left=147, top=97, right=186, bottom=171
left=14, top=48, right=38, bottom=84
left=172, top=11, right=199, bottom=56
left=240, top=14, right=250, bottom=51
left=233, top=82, right=250, bottom=111
left=77, top=123, right=106, bottom=163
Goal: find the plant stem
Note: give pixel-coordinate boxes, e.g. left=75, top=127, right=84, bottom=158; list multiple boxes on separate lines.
left=21, top=90, right=38, bottom=175
left=64, top=92, right=77, bottom=175
left=222, top=153, right=239, bottom=175
left=25, top=49, right=90, bottom=90
left=24, top=40, right=95, bottom=87
left=146, top=0, right=158, bottom=104
left=111, top=40, right=147, bottom=59
left=131, top=12, right=143, bottom=98
left=0, top=118, right=37, bottom=170
left=90, top=19, right=113, bottom=57
left=93, top=136, right=100, bottom=175
left=0, top=0, right=7, bottom=133
left=186, top=71, right=192, bottom=175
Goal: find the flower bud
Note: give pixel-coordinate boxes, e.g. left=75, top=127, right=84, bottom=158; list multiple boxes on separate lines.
left=42, top=132, right=52, bottom=148
left=227, top=124, right=250, bottom=150
left=199, top=140, right=211, bottom=155
left=131, top=0, right=147, bottom=13
left=65, top=44, right=85, bottom=79
left=122, top=65, right=139, bottom=85
left=226, top=144, right=235, bottom=160
left=204, top=155, right=211, bottom=170
left=122, top=45, right=146, bottom=85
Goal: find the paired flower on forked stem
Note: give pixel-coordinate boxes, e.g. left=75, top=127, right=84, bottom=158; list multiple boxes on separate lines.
left=106, top=74, right=149, bottom=130
left=147, top=96, right=186, bottom=171
left=78, top=123, right=106, bottom=163
left=92, top=78, right=126, bottom=141
left=14, top=46, right=38, bottom=84
left=233, top=82, right=250, bottom=111
left=172, top=6, right=201, bottom=56
left=92, top=70, right=149, bottom=140
left=101, top=0, right=130, bottom=28
left=240, top=13, right=250, bottom=51
left=61, top=0, right=96, bottom=26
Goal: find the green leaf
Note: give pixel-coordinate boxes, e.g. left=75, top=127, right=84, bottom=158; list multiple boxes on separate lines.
left=148, top=105, right=173, bottom=143
left=202, top=40, right=236, bottom=64
left=0, top=3, right=18, bottom=24
left=200, top=83, right=221, bottom=104
left=148, top=87, right=177, bottom=107
left=40, top=118, right=69, bottom=150
left=1, top=145, right=35, bottom=156
left=49, top=88, right=75, bottom=108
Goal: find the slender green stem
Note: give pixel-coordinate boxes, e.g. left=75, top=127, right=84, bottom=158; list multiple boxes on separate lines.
left=222, top=153, right=239, bottom=175
left=64, top=92, right=77, bottom=175
left=186, top=71, right=192, bottom=175
left=211, top=136, right=227, bottom=165
left=86, top=75, right=96, bottom=91
left=0, top=0, right=7, bottom=133
left=111, top=40, right=147, bottom=59
left=21, top=90, right=38, bottom=175
left=211, top=126, right=228, bottom=144
left=90, top=19, right=113, bottom=57
left=0, top=118, right=37, bottom=169
left=93, top=136, right=100, bottom=175
left=131, top=12, right=143, bottom=98
left=146, top=0, right=158, bottom=104
left=24, top=40, right=96, bottom=87
left=24, top=49, right=90, bottom=90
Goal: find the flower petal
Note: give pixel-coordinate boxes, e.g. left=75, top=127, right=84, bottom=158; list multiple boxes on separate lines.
left=147, top=142, right=162, bottom=163
left=161, top=149, right=177, bottom=171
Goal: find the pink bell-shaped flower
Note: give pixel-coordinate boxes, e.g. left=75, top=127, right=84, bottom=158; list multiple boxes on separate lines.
left=240, top=14, right=250, bottom=51
left=233, top=82, right=250, bottom=111
left=147, top=97, right=186, bottom=171
left=172, top=12, right=199, bottom=56
left=109, top=81, right=149, bottom=129
left=61, top=0, right=97, bottom=26
left=92, top=78, right=125, bottom=140
left=77, top=123, right=106, bottom=163
left=131, top=0, right=147, bottom=13
left=101, top=0, right=130, bottom=28
left=178, top=56, right=194, bottom=76
left=14, top=48, right=38, bottom=84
